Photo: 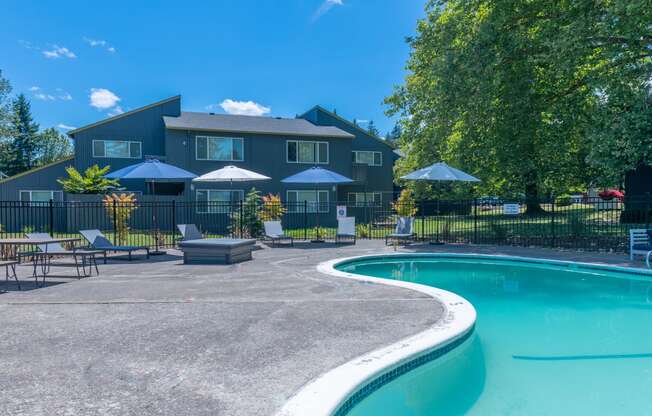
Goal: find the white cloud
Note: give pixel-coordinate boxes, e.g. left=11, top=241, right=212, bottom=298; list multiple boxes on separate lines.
left=34, top=93, right=55, bottom=101
left=30, top=86, right=72, bottom=101
left=83, top=37, right=116, bottom=53
left=219, top=99, right=271, bottom=116
left=107, top=106, right=124, bottom=117
left=42, top=45, right=76, bottom=59
left=312, top=0, right=344, bottom=22
left=89, top=88, right=120, bottom=110
left=57, top=123, right=76, bottom=130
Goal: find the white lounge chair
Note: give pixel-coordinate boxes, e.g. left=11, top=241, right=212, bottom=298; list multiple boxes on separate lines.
left=385, top=217, right=416, bottom=245
left=336, top=217, right=356, bottom=244
left=629, top=229, right=652, bottom=266
left=263, top=221, right=294, bottom=247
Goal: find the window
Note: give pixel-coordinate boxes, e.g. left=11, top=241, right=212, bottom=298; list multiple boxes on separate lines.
left=348, top=192, right=382, bottom=207
left=352, top=150, right=382, bottom=166
left=286, top=140, right=328, bottom=164
left=20, top=190, right=63, bottom=203
left=92, top=140, right=142, bottom=159
left=196, top=189, right=244, bottom=213
left=286, top=190, right=329, bottom=213
left=196, top=136, right=244, bottom=161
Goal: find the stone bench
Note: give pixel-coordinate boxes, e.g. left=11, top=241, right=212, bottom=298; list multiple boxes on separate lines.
left=178, top=238, right=256, bottom=264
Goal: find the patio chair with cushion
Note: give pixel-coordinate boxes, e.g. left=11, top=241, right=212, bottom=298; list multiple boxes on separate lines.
left=336, top=217, right=356, bottom=244
left=263, top=221, right=294, bottom=247
left=629, top=229, right=652, bottom=266
left=177, top=224, right=204, bottom=241
left=80, top=229, right=150, bottom=264
left=26, top=232, right=100, bottom=278
left=385, top=217, right=416, bottom=246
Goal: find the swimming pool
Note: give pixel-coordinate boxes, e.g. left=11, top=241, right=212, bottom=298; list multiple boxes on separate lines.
left=334, top=254, right=652, bottom=416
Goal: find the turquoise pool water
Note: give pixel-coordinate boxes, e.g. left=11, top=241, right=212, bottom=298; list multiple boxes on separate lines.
left=336, top=256, right=652, bottom=415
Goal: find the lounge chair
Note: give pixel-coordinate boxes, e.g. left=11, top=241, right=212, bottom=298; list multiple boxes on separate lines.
left=385, top=217, right=416, bottom=245
left=26, top=232, right=101, bottom=278
left=629, top=229, right=652, bottom=266
left=177, top=224, right=204, bottom=241
left=80, top=229, right=150, bottom=264
left=336, top=217, right=356, bottom=244
left=263, top=221, right=294, bottom=247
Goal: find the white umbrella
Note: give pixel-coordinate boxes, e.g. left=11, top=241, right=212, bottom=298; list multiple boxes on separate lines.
left=193, top=165, right=271, bottom=183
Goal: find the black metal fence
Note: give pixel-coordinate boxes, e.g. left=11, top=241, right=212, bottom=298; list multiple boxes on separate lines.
left=0, top=196, right=649, bottom=253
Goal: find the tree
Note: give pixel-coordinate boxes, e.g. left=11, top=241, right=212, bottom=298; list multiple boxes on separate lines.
left=386, top=0, right=652, bottom=213
left=230, top=188, right=263, bottom=238
left=7, top=94, right=39, bottom=175
left=0, top=71, right=13, bottom=175
left=36, top=128, right=73, bottom=165
left=57, top=165, right=120, bottom=194
left=385, top=123, right=402, bottom=147
left=367, top=120, right=380, bottom=137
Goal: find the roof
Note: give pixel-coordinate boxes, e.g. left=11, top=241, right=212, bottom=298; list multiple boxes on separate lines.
left=67, top=95, right=181, bottom=137
left=299, top=105, right=395, bottom=149
left=163, top=112, right=354, bottom=138
left=0, top=156, right=73, bottom=184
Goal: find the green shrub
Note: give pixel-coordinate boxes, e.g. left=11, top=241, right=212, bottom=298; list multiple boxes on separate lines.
left=568, top=214, right=585, bottom=237
left=488, top=222, right=509, bottom=242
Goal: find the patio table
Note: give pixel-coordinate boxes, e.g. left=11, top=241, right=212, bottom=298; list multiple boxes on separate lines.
left=0, top=237, right=82, bottom=285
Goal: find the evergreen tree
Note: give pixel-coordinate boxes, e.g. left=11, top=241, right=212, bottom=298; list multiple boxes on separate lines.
left=367, top=120, right=380, bottom=137
left=8, top=94, right=39, bottom=174
left=385, top=123, right=402, bottom=146
left=0, top=70, right=13, bottom=175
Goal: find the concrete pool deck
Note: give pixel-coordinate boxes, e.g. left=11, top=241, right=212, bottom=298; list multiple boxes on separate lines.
left=0, top=241, right=645, bottom=415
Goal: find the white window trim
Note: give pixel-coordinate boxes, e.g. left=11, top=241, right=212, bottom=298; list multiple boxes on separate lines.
left=348, top=192, right=382, bottom=207
left=352, top=150, right=382, bottom=166
left=286, top=140, right=329, bottom=164
left=92, top=140, right=142, bottom=159
left=195, top=136, right=245, bottom=162
left=195, top=189, right=244, bottom=214
left=19, top=190, right=63, bottom=203
left=286, top=190, right=329, bottom=213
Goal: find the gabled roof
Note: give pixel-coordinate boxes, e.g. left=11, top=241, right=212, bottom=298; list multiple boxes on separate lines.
left=0, top=156, right=73, bottom=184
left=163, top=112, right=354, bottom=138
left=67, top=95, right=181, bottom=137
left=299, top=105, right=395, bottom=149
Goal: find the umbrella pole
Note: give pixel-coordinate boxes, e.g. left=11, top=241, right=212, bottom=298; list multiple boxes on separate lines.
left=150, top=181, right=166, bottom=255
left=312, top=182, right=324, bottom=243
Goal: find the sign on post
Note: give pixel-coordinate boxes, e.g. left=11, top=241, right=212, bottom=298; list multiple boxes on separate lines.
left=503, top=204, right=520, bottom=215
left=336, top=205, right=347, bottom=219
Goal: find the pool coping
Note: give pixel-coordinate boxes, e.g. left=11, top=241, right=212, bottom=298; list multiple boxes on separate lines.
left=276, top=252, right=652, bottom=416
left=276, top=253, right=477, bottom=416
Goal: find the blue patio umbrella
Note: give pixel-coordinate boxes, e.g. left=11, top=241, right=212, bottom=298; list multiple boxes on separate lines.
left=281, top=167, right=353, bottom=242
left=106, top=159, right=197, bottom=254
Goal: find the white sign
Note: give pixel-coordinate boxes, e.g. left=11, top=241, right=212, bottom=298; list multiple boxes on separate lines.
left=503, top=204, right=520, bottom=215
left=336, top=205, right=347, bottom=219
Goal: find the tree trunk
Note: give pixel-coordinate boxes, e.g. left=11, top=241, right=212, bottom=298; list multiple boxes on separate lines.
left=524, top=182, right=545, bottom=215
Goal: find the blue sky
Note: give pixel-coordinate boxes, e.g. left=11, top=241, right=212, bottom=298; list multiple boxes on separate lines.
left=0, top=1, right=424, bottom=136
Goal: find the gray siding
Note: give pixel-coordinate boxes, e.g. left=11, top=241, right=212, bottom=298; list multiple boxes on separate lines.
left=71, top=97, right=181, bottom=193
left=165, top=128, right=353, bottom=205
left=0, top=158, right=71, bottom=201
left=300, top=107, right=397, bottom=202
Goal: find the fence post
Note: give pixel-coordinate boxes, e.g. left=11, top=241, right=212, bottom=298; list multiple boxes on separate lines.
left=171, top=200, right=176, bottom=247
left=239, top=199, right=244, bottom=238
left=48, top=199, right=54, bottom=235
left=420, top=200, right=425, bottom=242
left=550, top=198, right=556, bottom=248
left=112, top=199, right=118, bottom=244
left=304, top=200, right=308, bottom=241
left=473, top=198, right=478, bottom=244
